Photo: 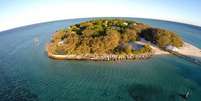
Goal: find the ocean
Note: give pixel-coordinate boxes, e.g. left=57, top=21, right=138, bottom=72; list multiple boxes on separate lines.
left=0, top=17, right=201, bottom=101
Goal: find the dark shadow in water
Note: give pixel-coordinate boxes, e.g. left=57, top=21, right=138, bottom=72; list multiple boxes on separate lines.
left=0, top=86, right=38, bottom=101
left=164, top=55, right=201, bottom=87
left=128, top=83, right=185, bottom=101
left=0, top=67, right=38, bottom=101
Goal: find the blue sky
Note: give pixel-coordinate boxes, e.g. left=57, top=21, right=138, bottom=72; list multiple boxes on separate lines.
left=0, top=0, right=200, bottom=31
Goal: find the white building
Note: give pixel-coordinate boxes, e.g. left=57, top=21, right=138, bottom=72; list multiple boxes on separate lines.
left=123, top=22, right=128, bottom=26
left=166, top=45, right=179, bottom=52
left=58, top=40, right=64, bottom=46
left=133, top=23, right=137, bottom=26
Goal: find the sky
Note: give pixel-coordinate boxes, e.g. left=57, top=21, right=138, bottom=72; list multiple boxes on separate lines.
left=0, top=0, right=201, bottom=31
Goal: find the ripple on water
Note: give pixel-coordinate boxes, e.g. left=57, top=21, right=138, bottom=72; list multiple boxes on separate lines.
left=1, top=18, right=201, bottom=101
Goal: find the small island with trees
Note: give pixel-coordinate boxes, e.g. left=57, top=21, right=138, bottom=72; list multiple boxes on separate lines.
left=46, top=19, right=192, bottom=61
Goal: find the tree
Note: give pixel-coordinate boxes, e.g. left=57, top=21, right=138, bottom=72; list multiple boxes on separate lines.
left=124, top=43, right=133, bottom=54
left=75, top=37, right=91, bottom=54
left=51, top=30, right=66, bottom=42
left=91, top=37, right=106, bottom=54
left=154, top=29, right=183, bottom=48
left=49, top=19, right=182, bottom=55
left=140, top=28, right=155, bottom=42
left=157, top=36, right=171, bottom=48
left=171, top=35, right=183, bottom=47
left=82, top=29, right=96, bottom=37
left=62, top=32, right=79, bottom=54
left=141, top=45, right=152, bottom=52
left=80, top=22, right=93, bottom=27
left=104, top=29, right=120, bottom=52
left=124, top=29, right=137, bottom=41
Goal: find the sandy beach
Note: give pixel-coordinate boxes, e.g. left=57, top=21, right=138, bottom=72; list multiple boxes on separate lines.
left=136, top=39, right=169, bottom=55
left=46, top=43, right=153, bottom=61
left=150, top=45, right=170, bottom=55
left=177, top=42, right=201, bottom=60
left=137, top=39, right=201, bottom=65
left=46, top=40, right=201, bottom=63
left=46, top=41, right=169, bottom=61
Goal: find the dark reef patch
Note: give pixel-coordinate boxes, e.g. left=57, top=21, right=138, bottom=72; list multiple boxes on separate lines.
left=128, top=83, right=182, bottom=101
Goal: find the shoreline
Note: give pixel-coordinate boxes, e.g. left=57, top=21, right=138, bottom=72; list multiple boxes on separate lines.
left=135, top=40, right=170, bottom=55
left=45, top=40, right=170, bottom=61
left=46, top=43, right=154, bottom=61
left=46, top=41, right=201, bottom=65
left=138, top=40, right=201, bottom=65
left=177, top=42, right=201, bottom=60
left=171, top=42, right=201, bottom=65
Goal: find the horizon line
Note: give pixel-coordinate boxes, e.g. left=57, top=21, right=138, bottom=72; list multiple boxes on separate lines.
left=1, top=16, right=201, bottom=33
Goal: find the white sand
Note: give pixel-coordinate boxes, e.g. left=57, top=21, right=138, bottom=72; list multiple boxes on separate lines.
left=138, top=39, right=201, bottom=60
left=48, top=39, right=201, bottom=61
left=149, top=44, right=169, bottom=55
left=178, top=42, right=201, bottom=60
left=136, top=39, right=169, bottom=55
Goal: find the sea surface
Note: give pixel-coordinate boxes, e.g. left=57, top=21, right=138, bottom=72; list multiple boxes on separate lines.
left=0, top=18, right=201, bottom=101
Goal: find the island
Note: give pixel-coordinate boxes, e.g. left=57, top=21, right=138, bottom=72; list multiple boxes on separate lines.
left=46, top=19, right=201, bottom=63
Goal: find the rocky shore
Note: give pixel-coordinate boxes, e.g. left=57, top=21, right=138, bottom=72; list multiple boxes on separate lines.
left=138, top=39, right=201, bottom=66
left=171, top=51, right=201, bottom=66
left=46, top=40, right=201, bottom=64
left=46, top=44, right=154, bottom=61
left=170, top=42, right=201, bottom=66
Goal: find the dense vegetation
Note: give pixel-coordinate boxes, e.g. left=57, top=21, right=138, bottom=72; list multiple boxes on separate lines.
left=141, top=28, right=183, bottom=48
left=49, top=19, right=183, bottom=55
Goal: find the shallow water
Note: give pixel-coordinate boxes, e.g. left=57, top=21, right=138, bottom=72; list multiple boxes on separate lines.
left=0, top=18, right=201, bottom=101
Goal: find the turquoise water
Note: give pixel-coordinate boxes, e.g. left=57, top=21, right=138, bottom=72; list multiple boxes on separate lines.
left=0, top=18, right=201, bottom=101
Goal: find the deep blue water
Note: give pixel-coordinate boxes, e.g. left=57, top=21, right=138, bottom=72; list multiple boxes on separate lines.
left=0, top=18, right=201, bottom=101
